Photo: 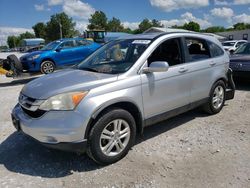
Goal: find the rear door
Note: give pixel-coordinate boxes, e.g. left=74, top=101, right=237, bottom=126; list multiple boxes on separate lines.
left=140, top=37, right=191, bottom=122
left=182, top=37, right=217, bottom=103
left=74, top=39, right=93, bottom=62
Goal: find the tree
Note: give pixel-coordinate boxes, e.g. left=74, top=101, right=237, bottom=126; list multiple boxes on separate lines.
left=107, top=17, right=124, bottom=32
left=151, top=19, right=163, bottom=27
left=183, top=21, right=200, bottom=32
left=46, top=12, right=78, bottom=41
left=7, top=36, right=20, bottom=48
left=233, top=23, right=250, bottom=30
left=88, top=11, right=108, bottom=30
left=32, top=22, right=47, bottom=39
left=203, top=26, right=226, bottom=33
left=19, top=32, right=35, bottom=40
left=138, top=19, right=153, bottom=33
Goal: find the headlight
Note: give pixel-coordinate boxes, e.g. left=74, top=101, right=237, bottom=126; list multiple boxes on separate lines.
left=27, top=54, right=40, bottom=61
left=39, top=91, right=88, bottom=111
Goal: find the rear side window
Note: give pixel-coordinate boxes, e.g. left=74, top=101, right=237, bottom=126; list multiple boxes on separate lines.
left=208, top=41, right=224, bottom=57
left=185, top=38, right=211, bottom=62
left=60, top=41, right=75, bottom=49
left=76, top=39, right=93, bottom=47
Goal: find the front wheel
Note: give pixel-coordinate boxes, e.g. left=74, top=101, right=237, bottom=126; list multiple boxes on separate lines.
left=40, top=61, right=55, bottom=74
left=203, top=80, right=226, bottom=114
left=87, top=108, right=136, bottom=165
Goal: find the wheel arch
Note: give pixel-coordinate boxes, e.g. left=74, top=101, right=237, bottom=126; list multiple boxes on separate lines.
left=84, top=101, right=144, bottom=140
left=40, top=58, right=56, bottom=67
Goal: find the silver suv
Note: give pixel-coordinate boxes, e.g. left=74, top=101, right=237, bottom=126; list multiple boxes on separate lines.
left=12, top=32, right=235, bottom=164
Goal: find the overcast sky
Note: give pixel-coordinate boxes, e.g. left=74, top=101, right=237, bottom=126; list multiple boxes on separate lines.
left=0, top=0, right=250, bottom=45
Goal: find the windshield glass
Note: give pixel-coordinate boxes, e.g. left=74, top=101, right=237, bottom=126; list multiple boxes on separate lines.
left=77, top=39, right=150, bottom=74
left=234, top=43, right=250, bottom=54
left=222, top=42, right=235, bottom=47
left=41, top=41, right=60, bottom=50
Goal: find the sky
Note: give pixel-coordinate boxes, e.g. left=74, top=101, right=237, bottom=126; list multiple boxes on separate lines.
left=0, top=0, right=250, bottom=45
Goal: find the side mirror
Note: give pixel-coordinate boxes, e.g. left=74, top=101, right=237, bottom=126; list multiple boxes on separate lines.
left=56, top=47, right=62, bottom=52
left=143, top=61, right=169, bottom=73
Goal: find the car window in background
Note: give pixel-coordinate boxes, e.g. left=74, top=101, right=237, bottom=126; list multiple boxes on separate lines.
left=77, top=39, right=150, bottom=74
left=76, top=39, right=92, bottom=47
left=185, top=38, right=211, bottom=62
left=41, top=41, right=60, bottom=50
left=208, top=41, right=224, bottom=57
left=222, top=42, right=235, bottom=47
left=236, top=42, right=247, bottom=48
left=234, top=43, right=250, bottom=54
left=60, top=40, right=75, bottom=49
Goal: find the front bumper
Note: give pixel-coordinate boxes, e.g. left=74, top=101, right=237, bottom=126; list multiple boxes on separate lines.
left=11, top=104, right=90, bottom=153
left=21, top=59, right=40, bottom=72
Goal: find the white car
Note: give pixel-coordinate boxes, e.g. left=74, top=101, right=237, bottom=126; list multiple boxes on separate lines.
left=222, top=40, right=248, bottom=53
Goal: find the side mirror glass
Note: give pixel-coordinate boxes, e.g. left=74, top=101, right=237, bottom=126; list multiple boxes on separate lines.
left=143, top=61, right=169, bottom=73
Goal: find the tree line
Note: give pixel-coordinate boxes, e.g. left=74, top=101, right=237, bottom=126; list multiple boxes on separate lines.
left=7, top=11, right=250, bottom=48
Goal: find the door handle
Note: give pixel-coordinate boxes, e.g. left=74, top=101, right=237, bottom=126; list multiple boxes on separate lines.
left=179, top=67, right=188, bottom=73
left=210, top=62, right=216, bottom=66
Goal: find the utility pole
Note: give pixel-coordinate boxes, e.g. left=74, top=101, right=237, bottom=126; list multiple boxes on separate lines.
left=59, top=22, right=62, bottom=39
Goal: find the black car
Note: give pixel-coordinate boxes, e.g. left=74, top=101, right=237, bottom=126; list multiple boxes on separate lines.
left=230, top=42, right=250, bottom=79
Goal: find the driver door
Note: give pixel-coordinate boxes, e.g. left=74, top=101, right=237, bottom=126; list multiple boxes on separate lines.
left=54, top=40, right=76, bottom=66
left=140, top=37, right=191, bottom=124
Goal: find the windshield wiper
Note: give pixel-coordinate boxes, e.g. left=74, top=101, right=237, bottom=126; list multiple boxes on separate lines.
left=80, top=67, right=99, bottom=73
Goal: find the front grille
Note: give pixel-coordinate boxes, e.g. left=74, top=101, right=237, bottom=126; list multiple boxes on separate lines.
left=21, top=106, right=46, bottom=118
left=19, top=93, right=46, bottom=118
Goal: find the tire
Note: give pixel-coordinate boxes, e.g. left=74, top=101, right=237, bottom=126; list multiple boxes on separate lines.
left=203, top=80, right=226, bottom=114
left=40, top=60, right=55, bottom=74
left=7, top=55, right=23, bottom=72
left=87, top=108, right=136, bottom=165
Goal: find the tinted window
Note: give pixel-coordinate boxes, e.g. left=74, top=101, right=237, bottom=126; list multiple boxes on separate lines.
left=208, top=41, right=224, bottom=57
left=76, top=39, right=92, bottom=47
left=185, top=38, right=210, bottom=62
left=60, top=41, right=75, bottom=49
left=234, top=43, right=250, bottom=54
left=148, top=38, right=183, bottom=66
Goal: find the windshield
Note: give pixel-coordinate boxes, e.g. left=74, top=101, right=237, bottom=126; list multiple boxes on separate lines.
left=41, top=41, right=60, bottom=50
left=234, top=43, right=250, bottom=54
left=222, top=42, right=235, bottom=47
left=77, top=39, right=150, bottom=74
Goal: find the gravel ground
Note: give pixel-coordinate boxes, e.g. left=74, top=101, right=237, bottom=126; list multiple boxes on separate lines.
left=0, top=75, right=250, bottom=188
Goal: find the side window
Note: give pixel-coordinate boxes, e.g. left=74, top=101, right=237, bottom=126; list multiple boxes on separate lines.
left=148, top=38, right=183, bottom=66
left=60, top=41, right=75, bottom=49
left=185, top=38, right=211, bottom=62
left=208, top=41, right=224, bottom=57
left=76, top=39, right=92, bottom=47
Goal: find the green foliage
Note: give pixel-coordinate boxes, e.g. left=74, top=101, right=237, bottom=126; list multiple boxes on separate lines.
left=135, top=18, right=163, bottom=33
left=183, top=21, right=200, bottom=32
left=202, top=26, right=226, bottom=33
left=32, top=22, right=47, bottom=39
left=19, top=31, right=35, bottom=39
left=7, top=35, right=21, bottom=48
left=46, top=12, right=78, bottom=41
left=107, top=17, right=124, bottom=32
left=88, top=11, right=108, bottom=30
left=233, top=23, right=250, bottom=30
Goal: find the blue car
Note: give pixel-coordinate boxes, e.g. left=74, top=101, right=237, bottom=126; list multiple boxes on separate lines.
left=20, top=38, right=101, bottom=74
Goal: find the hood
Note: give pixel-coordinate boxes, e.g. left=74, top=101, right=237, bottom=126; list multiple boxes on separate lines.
left=20, top=50, right=45, bottom=60
left=21, top=69, right=118, bottom=99
left=230, top=54, right=250, bottom=62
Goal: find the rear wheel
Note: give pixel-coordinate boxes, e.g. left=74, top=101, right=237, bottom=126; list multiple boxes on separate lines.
left=203, top=80, right=226, bottom=114
left=87, top=108, right=136, bottom=165
left=40, top=60, right=55, bottom=74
